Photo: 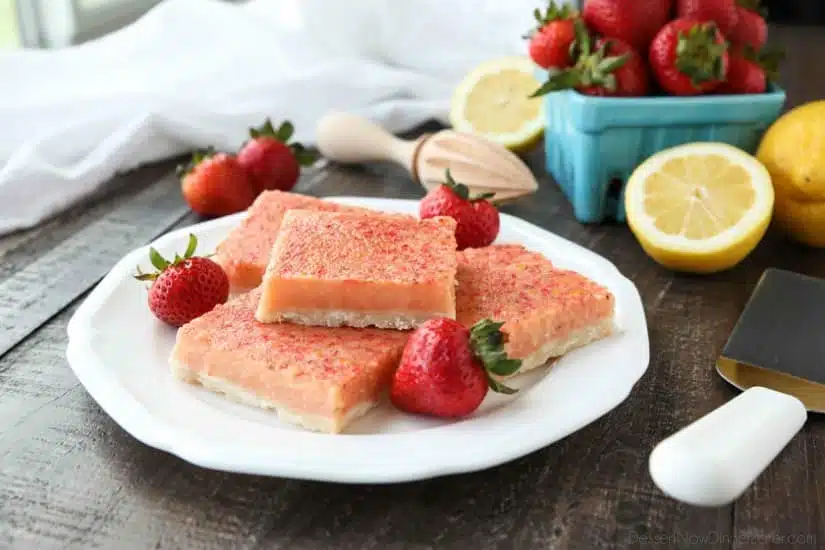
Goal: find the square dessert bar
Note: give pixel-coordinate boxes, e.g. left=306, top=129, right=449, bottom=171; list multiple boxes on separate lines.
left=457, top=245, right=615, bottom=374
left=256, top=210, right=459, bottom=330
left=171, top=290, right=409, bottom=434
left=214, top=190, right=371, bottom=293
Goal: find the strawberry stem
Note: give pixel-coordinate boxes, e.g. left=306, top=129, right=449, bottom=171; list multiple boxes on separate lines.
left=523, top=0, right=578, bottom=39
left=529, top=20, right=630, bottom=98
left=742, top=45, right=785, bottom=82
left=175, top=147, right=217, bottom=178
left=444, top=169, right=470, bottom=200
left=277, top=121, right=294, bottom=142
left=150, top=248, right=170, bottom=271
left=530, top=28, right=629, bottom=98
left=290, top=142, right=319, bottom=167
left=248, top=118, right=318, bottom=167
left=469, top=319, right=522, bottom=394
left=573, top=17, right=591, bottom=58
left=133, top=233, right=202, bottom=282
left=133, top=267, right=157, bottom=282
left=443, top=170, right=496, bottom=202
left=674, top=22, right=728, bottom=87
left=183, top=233, right=198, bottom=259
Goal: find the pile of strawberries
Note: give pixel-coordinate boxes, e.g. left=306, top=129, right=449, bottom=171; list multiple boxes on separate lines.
left=526, top=0, right=782, bottom=98
left=179, top=119, right=316, bottom=218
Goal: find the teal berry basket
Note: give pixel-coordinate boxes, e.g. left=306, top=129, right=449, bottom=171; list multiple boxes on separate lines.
left=539, top=84, right=787, bottom=224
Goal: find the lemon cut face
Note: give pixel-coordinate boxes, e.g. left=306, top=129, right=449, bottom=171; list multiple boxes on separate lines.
left=450, top=56, right=545, bottom=152
left=624, top=142, right=774, bottom=274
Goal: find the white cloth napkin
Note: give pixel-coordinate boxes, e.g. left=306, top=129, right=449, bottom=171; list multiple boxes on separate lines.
left=0, top=0, right=558, bottom=235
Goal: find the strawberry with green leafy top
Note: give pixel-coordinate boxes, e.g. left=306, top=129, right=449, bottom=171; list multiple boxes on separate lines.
left=525, top=1, right=580, bottom=69
left=530, top=21, right=650, bottom=98
left=717, top=45, right=783, bottom=95
left=649, top=19, right=729, bottom=96
left=419, top=170, right=500, bottom=250
left=390, top=318, right=522, bottom=418
left=236, top=118, right=317, bottom=193
left=135, top=234, right=229, bottom=327
left=179, top=148, right=256, bottom=217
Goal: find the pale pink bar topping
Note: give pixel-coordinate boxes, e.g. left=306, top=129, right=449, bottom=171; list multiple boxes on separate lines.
left=268, top=210, right=458, bottom=285
left=214, top=190, right=371, bottom=291
left=456, top=245, right=614, bottom=358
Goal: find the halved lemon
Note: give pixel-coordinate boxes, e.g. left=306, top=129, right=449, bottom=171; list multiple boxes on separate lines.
left=450, top=56, right=545, bottom=152
left=624, top=142, right=774, bottom=274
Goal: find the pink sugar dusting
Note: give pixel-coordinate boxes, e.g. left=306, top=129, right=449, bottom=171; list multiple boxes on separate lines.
left=214, top=191, right=372, bottom=289
left=177, top=290, right=408, bottom=383
left=456, top=245, right=615, bottom=357
left=268, top=210, right=458, bottom=285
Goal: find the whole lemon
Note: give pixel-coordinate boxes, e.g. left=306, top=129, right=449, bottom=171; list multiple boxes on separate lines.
left=757, top=101, right=825, bottom=247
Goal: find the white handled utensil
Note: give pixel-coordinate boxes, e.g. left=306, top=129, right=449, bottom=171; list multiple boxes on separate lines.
left=649, top=386, right=807, bottom=508
left=315, top=112, right=538, bottom=202
left=650, top=268, right=825, bottom=507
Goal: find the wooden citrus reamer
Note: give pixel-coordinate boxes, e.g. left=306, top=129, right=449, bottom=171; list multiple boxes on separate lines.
left=315, top=112, right=538, bottom=202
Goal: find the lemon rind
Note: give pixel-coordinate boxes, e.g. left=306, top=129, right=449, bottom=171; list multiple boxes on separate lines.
left=450, top=56, right=546, bottom=148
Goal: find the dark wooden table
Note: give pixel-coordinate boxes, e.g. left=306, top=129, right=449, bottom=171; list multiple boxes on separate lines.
left=2, top=24, right=824, bottom=550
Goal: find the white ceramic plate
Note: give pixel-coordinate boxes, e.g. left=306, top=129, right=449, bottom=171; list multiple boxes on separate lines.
left=66, top=197, right=649, bottom=483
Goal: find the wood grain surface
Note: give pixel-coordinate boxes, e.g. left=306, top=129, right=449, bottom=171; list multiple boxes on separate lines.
left=1, top=24, right=824, bottom=550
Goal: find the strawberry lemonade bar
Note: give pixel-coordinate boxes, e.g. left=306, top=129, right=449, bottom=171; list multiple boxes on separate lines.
left=214, top=190, right=372, bottom=293
left=170, top=290, right=409, bottom=433
left=456, top=245, right=616, bottom=374
left=256, top=210, right=459, bottom=330
left=169, top=243, right=615, bottom=432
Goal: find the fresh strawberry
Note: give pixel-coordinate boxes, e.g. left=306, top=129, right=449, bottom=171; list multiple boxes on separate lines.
left=419, top=170, right=500, bottom=251
left=390, top=318, right=521, bottom=418
left=134, top=234, right=229, bottom=327
left=531, top=23, right=649, bottom=98
left=676, top=0, right=739, bottom=37
left=717, top=45, right=783, bottom=95
left=525, top=1, right=580, bottom=69
left=728, top=0, right=768, bottom=50
left=236, top=119, right=317, bottom=194
left=179, top=148, right=255, bottom=217
left=649, top=19, right=729, bottom=96
left=583, top=0, right=673, bottom=52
